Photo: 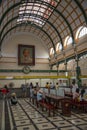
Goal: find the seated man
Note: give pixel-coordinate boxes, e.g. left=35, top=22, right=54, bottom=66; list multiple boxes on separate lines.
left=79, top=89, right=87, bottom=101
left=11, top=93, right=17, bottom=105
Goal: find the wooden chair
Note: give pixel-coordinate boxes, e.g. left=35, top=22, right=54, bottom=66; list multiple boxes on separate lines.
left=37, top=98, right=56, bottom=116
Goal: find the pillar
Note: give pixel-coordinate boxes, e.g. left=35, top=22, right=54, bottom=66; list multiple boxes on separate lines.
left=64, top=60, right=68, bottom=76
left=56, top=63, right=59, bottom=76
left=75, top=56, right=82, bottom=87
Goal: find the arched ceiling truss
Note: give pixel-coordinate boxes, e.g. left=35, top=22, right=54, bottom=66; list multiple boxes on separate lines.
left=1, top=22, right=55, bottom=51
left=0, top=0, right=87, bottom=57
left=0, top=13, right=64, bottom=52
left=74, top=0, right=87, bottom=24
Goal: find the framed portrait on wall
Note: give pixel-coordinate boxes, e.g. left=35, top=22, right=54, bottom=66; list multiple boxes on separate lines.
left=18, top=44, right=35, bottom=65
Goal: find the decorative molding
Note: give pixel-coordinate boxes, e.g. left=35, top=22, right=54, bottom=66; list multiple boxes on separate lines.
left=0, top=69, right=69, bottom=73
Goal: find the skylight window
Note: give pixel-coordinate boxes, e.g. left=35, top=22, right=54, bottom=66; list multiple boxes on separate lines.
left=17, top=0, right=58, bottom=27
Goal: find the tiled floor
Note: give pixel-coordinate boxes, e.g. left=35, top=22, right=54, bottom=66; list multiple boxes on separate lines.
left=1, top=98, right=87, bottom=130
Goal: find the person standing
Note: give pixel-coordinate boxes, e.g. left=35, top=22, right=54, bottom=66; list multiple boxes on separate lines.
left=50, top=82, right=55, bottom=89
left=35, top=82, right=39, bottom=90
left=1, top=85, right=9, bottom=99
left=71, top=79, right=78, bottom=94
left=45, top=82, right=50, bottom=94
left=29, top=82, right=34, bottom=102
left=58, top=80, right=64, bottom=87
left=55, top=82, right=59, bottom=95
left=45, top=82, right=50, bottom=89
left=21, top=84, right=27, bottom=98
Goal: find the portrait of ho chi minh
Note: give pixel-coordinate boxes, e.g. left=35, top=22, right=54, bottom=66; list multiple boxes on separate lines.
left=21, top=48, right=33, bottom=63
left=18, top=44, right=35, bottom=65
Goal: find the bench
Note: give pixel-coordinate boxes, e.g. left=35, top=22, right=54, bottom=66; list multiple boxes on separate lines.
left=70, top=99, right=87, bottom=112
left=37, top=99, right=56, bottom=116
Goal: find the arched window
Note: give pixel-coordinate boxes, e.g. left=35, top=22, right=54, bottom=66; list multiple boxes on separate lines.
left=75, top=26, right=87, bottom=39
left=56, top=42, right=62, bottom=52
left=64, top=36, right=73, bottom=47
left=50, top=47, right=54, bottom=55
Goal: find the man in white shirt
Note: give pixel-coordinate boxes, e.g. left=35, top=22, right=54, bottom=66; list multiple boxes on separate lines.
left=71, top=80, right=78, bottom=93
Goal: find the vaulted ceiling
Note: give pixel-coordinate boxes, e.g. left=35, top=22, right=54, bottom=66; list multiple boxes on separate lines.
left=0, top=0, right=87, bottom=55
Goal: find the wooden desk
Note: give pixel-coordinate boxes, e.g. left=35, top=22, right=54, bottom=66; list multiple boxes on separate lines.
left=45, top=93, right=64, bottom=101
left=44, top=93, right=64, bottom=109
left=64, top=91, right=73, bottom=98
left=45, top=93, right=71, bottom=116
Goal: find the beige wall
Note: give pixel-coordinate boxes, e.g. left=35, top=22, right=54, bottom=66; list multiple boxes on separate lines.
left=0, top=33, right=87, bottom=87
left=0, top=33, right=50, bottom=74
left=0, top=33, right=56, bottom=87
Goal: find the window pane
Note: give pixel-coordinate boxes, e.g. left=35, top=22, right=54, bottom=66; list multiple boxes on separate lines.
left=50, top=47, right=54, bottom=55
left=64, top=36, right=72, bottom=46
left=79, top=27, right=87, bottom=38
left=17, top=0, right=58, bottom=27
left=56, top=42, right=62, bottom=51
left=76, top=26, right=87, bottom=39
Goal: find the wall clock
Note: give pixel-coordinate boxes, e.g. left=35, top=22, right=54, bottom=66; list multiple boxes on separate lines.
left=23, top=66, right=30, bottom=74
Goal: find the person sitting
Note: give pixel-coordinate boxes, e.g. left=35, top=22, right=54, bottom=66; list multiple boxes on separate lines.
left=73, top=88, right=80, bottom=101
left=11, top=93, right=17, bottom=105
left=79, top=89, right=86, bottom=101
